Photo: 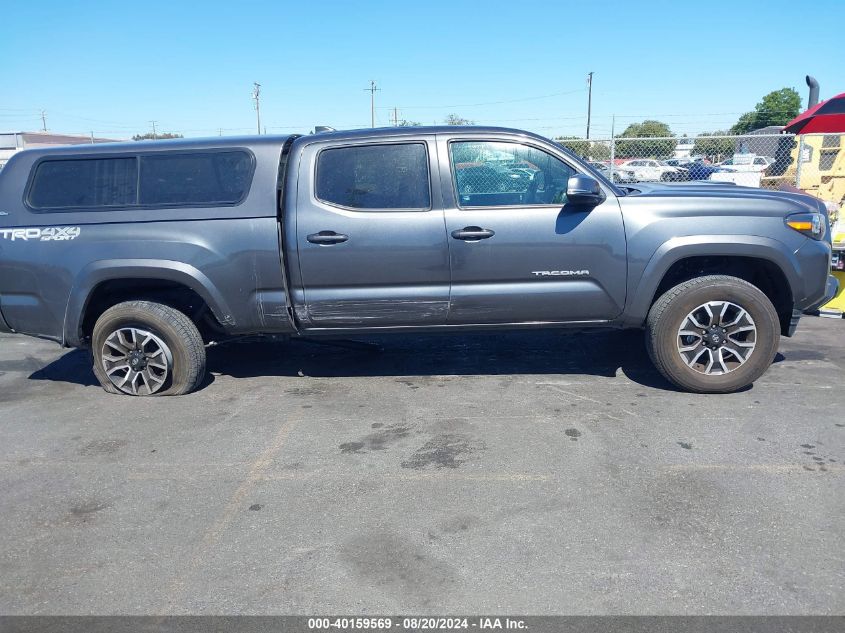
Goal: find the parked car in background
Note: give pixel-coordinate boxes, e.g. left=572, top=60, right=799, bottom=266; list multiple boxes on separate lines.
left=617, top=159, right=687, bottom=182
left=665, top=158, right=725, bottom=182
left=718, top=154, right=774, bottom=172
left=710, top=154, right=775, bottom=187
left=589, top=161, right=636, bottom=183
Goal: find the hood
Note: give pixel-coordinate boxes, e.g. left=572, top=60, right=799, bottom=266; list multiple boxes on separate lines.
left=622, top=181, right=821, bottom=209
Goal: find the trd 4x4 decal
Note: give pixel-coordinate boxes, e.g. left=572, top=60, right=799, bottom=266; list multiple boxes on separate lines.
left=0, top=227, right=81, bottom=241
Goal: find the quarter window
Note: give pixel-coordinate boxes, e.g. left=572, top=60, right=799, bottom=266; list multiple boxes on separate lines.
left=29, top=157, right=137, bottom=209
left=28, top=150, right=254, bottom=211
left=316, top=143, right=430, bottom=210
left=449, top=141, right=575, bottom=207
left=139, top=151, right=253, bottom=205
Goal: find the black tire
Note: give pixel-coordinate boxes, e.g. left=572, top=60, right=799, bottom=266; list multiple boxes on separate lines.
left=645, top=275, right=780, bottom=393
left=91, top=301, right=206, bottom=396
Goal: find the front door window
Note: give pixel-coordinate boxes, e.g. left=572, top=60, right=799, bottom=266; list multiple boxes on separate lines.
left=449, top=141, right=574, bottom=208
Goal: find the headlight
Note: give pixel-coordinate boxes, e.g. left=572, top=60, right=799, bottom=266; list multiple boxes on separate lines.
left=785, top=212, right=826, bottom=240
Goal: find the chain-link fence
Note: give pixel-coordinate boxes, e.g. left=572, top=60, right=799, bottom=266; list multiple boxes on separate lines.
left=557, top=133, right=845, bottom=215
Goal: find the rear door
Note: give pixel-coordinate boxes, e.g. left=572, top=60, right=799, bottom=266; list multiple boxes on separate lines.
left=292, top=137, right=450, bottom=327
left=438, top=135, right=627, bottom=324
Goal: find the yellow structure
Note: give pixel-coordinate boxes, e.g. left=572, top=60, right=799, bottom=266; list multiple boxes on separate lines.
left=762, top=134, right=845, bottom=218
left=822, top=271, right=845, bottom=314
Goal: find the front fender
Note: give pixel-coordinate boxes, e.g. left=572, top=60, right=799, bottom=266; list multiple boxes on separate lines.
left=620, top=235, right=802, bottom=327
left=63, top=259, right=235, bottom=346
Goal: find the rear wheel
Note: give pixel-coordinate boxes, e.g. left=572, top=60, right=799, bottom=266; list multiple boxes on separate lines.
left=645, top=275, right=780, bottom=393
left=91, top=301, right=206, bottom=396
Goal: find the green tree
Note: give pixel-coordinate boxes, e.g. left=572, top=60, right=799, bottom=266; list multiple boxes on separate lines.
left=693, top=131, right=735, bottom=160
left=555, top=137, right=610, bottom=161
left=730, top=87, right=801, bottom=134
left=132, top=132, right=183, bottom=141
left=555, top=136, right=590, bottom=157
left=615, top=120, right=675, bottom=158
left=398, top=119, right=421, bottom=127
left=445, top=114, right=474, bottom=126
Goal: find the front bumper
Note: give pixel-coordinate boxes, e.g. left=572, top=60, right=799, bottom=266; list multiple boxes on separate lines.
left=805, top=274, right=840, bottom=313
left=790, top=275, right=840, bottom=336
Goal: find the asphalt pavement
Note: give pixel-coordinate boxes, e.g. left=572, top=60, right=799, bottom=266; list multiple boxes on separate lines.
left=0, top=318, right=843, bottom=614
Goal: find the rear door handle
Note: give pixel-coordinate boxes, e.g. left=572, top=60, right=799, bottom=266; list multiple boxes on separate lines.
left=451, top=226, right=495, bottom=241
left=307, top=231, right=349, bottom=245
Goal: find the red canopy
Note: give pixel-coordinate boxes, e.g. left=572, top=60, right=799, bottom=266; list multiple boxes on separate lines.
left=784, top=92, right=845, bottom=134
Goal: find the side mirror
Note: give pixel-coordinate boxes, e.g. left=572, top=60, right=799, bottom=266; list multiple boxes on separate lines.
left=566, top=175, right=606, bottom=206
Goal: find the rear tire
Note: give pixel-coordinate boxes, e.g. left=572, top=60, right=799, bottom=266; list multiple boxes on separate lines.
left=645, top=275, right=780, bottom=393
left=91, top=301, right=206, bottom=396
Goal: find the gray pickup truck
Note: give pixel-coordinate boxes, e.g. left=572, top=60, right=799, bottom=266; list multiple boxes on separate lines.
left=0, top=126, right=837, bottom=396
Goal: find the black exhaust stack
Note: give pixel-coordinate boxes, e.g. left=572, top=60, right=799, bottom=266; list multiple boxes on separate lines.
left=806, top=75, right=820, bottom=109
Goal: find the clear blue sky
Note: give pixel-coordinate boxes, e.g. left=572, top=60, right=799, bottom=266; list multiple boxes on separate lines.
left=1, top=0, right=842, bottom=140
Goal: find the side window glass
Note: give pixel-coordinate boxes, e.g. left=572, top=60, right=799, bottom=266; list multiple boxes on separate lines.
left=449, top=141, right=574, bottom=207
left=139, top=151, right=253, bottom=205
left=29, top=158, right=137, bottom=210
left=315, top=143, right=430, bottom=210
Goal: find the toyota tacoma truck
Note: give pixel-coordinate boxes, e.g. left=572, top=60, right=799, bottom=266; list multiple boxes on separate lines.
left=0, top=126, right=837, bottom=395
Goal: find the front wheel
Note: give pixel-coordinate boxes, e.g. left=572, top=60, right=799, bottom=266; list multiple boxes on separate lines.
left=91, top=301, right=206, bottom=396
left=645, top=275, right=780, bottom=393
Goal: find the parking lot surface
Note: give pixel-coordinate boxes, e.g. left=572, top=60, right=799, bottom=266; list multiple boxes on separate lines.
left=0, top=318, right=843, bottom=615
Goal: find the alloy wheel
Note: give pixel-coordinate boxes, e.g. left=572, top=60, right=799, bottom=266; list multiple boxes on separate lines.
left=101, top=327, right=172, bottom=395
left=676, top=301, right=757, bottom=375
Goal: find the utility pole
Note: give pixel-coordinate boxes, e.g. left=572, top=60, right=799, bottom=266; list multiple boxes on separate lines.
left=609, top=114, right=616, bottom=182
left=252, top=82, right=262, bottom=135
left=586, top=72, right=593, bottom=140
left=40, top=110, right=47, bottom=131
left=150, top=120, right=157, bottom=140
left=364, top=80, right=379, bottom=128
left=392, top=107, right=399, bottom=127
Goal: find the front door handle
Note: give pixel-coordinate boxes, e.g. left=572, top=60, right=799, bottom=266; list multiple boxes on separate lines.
left=307, top=231, right=349, bottom=245
left=451, top=226, right=495, bottom=241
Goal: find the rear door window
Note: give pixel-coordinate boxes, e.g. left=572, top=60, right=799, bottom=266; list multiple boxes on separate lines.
left=28, top=157, right=137, bottom=209
left=315, top=143, right=431, bottom=210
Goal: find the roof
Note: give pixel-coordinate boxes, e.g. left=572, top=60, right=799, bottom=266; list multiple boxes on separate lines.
left=11, top=125, right=547, bottom=159
left=299, top=125, right=540, bottom=142
left=784, top=92, right=845, bottom=134
left=12, top=132, right=296, bottom=159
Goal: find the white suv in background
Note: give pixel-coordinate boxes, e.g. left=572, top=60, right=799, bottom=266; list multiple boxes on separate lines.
left=710, top=154, right=775, bottom=187
left=617, top=159, right=686, bottom=182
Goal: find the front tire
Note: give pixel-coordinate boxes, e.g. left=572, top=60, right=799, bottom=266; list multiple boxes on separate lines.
left=645, top=275, right=780, bottom=393
left=91, top=301, right=206, bottom=396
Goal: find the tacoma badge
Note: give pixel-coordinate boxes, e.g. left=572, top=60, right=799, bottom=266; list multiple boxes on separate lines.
left=531, top=270, right=590, bottom=277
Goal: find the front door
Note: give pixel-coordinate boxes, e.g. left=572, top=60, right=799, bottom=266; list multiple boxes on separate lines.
left=439, top=136, right=627, bottom=324
left=293, top=138, right=450, bottom=328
